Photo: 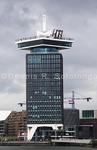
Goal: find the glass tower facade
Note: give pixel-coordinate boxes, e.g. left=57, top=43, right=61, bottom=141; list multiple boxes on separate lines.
left=26, top=47, right=63, bottom=125
left=15, top=17, right=74, bottom=140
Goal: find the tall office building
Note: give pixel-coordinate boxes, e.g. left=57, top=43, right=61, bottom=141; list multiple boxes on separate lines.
left=15, top=16, right=74, bottom=140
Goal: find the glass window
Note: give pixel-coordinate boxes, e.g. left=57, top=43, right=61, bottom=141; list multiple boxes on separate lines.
left=26, top=53, right=63, bottom=124
left=82, top=110, right=94, bottom=118
left=19, top=39, right=72, bottom=49
left=28, top=55, right=32, bottom=63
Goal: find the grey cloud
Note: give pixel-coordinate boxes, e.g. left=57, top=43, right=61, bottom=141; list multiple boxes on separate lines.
left=0, top=0, right=97, bottom=110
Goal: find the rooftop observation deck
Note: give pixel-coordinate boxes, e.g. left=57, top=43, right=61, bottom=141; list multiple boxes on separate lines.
left=15, top=16, right=74, bottom=51
left=15, top=34, right=74, bottom=50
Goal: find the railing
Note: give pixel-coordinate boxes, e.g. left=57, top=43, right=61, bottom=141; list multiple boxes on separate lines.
left=15, top=35, right=74, bottom=43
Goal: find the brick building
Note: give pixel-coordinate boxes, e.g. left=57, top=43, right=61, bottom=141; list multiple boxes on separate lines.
left=0, top=111, right=11, bottom=136
left=0, top=110, right=27, bottom=136
left=5, top=110, right=27, bottom=136
left=79, top=110, right=97, bottom=139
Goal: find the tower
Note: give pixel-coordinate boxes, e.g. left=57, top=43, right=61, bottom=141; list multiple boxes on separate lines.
left=15, top=15, right=74, bottom=141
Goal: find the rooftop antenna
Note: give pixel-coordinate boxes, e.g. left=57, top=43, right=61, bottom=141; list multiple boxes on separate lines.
left=43, top=15, right=46, bottom=33
left=37, top=15, right=51, bottom=36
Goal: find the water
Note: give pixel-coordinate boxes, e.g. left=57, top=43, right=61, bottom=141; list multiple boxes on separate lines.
left=0, top=146, right=94, bottom=150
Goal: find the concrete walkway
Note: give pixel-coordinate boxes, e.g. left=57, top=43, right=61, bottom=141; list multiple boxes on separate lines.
left=52, top=139, right=91, bottom=144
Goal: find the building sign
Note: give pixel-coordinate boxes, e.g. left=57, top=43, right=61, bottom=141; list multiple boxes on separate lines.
left=52, top=29, right=63, bottom=38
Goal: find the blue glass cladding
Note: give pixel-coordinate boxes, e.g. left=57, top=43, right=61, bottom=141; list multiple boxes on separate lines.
left=28, top=55, right=41, bottom=63
left=31, top=47, right=58, bottom=53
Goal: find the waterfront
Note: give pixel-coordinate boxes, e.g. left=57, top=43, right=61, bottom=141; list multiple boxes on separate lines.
left=0, top=146, right=95, bottom=150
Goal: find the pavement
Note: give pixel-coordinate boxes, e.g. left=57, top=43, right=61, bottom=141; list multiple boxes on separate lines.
left=51, top=139, right=91, bottom=144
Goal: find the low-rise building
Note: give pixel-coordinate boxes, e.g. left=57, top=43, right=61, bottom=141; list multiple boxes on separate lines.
left=0, top=111, right=11, bottom=136
left=0, top=110, right=26, bottom=136
left=5, top=110, right=26, bottom=136
left=79, top=109, right=97, bottom=139
left=75, top=125, right=96, bottom=139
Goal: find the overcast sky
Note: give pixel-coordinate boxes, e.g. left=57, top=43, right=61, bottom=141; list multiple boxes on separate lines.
left=0, top=0, right=97, bottom=113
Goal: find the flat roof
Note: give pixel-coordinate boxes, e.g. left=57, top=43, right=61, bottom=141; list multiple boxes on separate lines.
left=15, top=37, right=74, bottom=51
left=15, top=35, right=74, bottom=44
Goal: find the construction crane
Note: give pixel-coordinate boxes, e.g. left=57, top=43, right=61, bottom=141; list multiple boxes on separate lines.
left=18, top=103, right=26, bottom=107
left=64, top=91, right=92, bottom=109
